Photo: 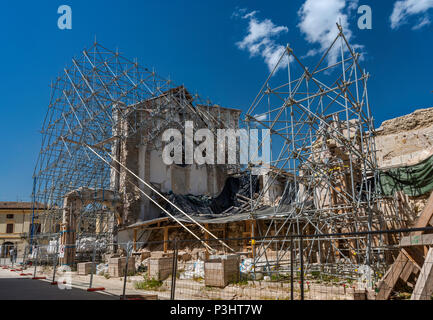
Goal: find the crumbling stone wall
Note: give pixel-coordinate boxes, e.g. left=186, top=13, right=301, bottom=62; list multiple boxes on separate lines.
left=375, top=107, right=433, bottom=227
left=115, top=87, right=242, bottom=226
left=119, top=112, right=142, bottom=225
left=376, top=107, right=433, bottom=168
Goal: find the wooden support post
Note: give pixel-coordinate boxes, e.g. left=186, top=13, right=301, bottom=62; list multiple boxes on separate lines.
left=251, top=220, right=256, bottom=260
left=204, top=224, right=209, bottom=260
left=163, top=227, right=169, bottom=253
left=133, top=229, right=137, bottom=251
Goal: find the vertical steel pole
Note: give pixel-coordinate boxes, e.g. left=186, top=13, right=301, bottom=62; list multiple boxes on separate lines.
left=290, top=237, right=294, bottom=301
left=33, top=246, right=39, bottom=278
left=170, top=239, right=178, bottom=300
left=122, top=242, right=132, bottom=300
left=22, top=246, right=28, bottom=269
left=1, top=242, right=4, bottom=266
left=89, top=239, right=97, bottom=289
left=300, top=237, right=304, bottom=300
left=29, top=177, right=37, bottom=251
left=52, top=236, right=60, bottom=283
left=11, top=246, right=14, bottom=268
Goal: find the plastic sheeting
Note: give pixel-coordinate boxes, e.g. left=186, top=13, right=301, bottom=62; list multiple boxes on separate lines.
left=47, top=239, right=58, bottom=255
left=96, top=263, right=109, bottom=275
left=379, top=154, right=433, bottom=197
left=29, top=241, right=57, bottom=258
left=165, top=174, right=260, bottom=216
left=356, top=265, right=374, bottom=289
left=240, top=258, right=254, bottom=274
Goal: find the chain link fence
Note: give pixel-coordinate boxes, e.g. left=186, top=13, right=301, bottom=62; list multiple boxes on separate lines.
left=1, top=227, right=433, bottom=300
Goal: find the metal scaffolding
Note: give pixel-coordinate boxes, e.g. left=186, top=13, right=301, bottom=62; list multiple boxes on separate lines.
left=244, top=24, right=388, bottom=277
left=31, top=26, right=403, bottom=282
left=30, top=41, right=228, bottom=252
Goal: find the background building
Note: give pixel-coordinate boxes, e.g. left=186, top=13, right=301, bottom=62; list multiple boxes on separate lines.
left=0, top=202, right=42, bottom=258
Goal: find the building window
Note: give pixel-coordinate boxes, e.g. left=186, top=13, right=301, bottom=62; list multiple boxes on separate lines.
left=6, top=214, right=14, bottom=219
left=6, top=224, right=14, bottom=234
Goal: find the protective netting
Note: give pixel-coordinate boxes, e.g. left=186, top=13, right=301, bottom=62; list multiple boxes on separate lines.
left=379, top=155, right=433, bottom=197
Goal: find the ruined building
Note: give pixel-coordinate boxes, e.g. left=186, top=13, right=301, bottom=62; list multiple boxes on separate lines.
left=30, top=32, right=433, bottom=299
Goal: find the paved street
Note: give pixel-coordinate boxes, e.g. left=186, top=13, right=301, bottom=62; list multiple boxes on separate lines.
left=0, top=267, right=118, bottom=300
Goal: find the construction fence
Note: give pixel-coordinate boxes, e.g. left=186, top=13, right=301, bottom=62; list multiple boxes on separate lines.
left=1, top=227, right=433, bottom=300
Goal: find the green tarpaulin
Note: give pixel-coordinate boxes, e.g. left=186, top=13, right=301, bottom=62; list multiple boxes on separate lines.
left=379, top=154, right=433, bottom=197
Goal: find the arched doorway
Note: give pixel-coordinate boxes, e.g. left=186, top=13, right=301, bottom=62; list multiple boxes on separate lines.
left=1, top=242, right=14, bottom=258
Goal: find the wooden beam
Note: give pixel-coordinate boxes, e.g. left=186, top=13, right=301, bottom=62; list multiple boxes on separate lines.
left=400, top=234, right=433, bottom=247
left=400, top=261, right=415, bottom=283
left=163, top=227, right=169, bottom=253
left=135, top=224, right=196, bottom=232
left=413, top=191, right=433, bottom=233
left=377, top=252, right=410, bottom=300
left=204, top=224, right=209, bottom=260
left=251, top=220, right=256, bottom=260
left=377, top=191, right=433, bottom=300
left=204, top=224, right=209, bottom=242
left=133, top=229, right=137, bottom=251
left=411, top=248, right=433, bottom=300
left=403, top=246, right=425, bottom=270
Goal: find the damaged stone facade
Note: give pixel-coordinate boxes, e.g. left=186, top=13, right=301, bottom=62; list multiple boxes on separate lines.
left=112, top=86, right=242, bottom=226
left=376, top=107, right=433, bottom=168
left=375, top=107, right=433, bottom=229
left=116, top=102, right=433, bottom=256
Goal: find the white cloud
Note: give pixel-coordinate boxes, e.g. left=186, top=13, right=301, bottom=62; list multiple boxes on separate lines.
left=254, top=114, right=268, bottom=121
left=412, top=16, right=431, bottom=29
left=390, top=0, right=433, bottom=30
left=298, top=0, right=360, bottom=65
left=235, top=10, right=292, bottom=72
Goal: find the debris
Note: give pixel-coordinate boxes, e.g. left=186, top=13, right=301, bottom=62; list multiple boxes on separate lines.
left=179, top=259, right=205, bottom=280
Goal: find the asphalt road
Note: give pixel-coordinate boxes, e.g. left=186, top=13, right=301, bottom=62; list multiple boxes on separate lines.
left=0, top=268, right=118, bottom=300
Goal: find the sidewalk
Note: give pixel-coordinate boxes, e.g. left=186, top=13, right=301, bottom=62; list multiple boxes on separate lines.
left=0, top=267, right=117, bottom=300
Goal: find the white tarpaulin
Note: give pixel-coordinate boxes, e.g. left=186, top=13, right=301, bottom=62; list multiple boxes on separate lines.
left=96, top=263, right=109, bottom=275
left=179, top=259, right=205, bottom=280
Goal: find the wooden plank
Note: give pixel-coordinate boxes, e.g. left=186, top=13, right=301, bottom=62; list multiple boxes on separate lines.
left=205, top=224, right=210, bottom=261
left=400, top=262, right=416, bottom=283
left=403, top=247, right=425, bottom=269
left=121, top=217, right=170, bottom=230
left=413, top=191, right=433, bottom=233
left=377, top=191, right=433, bottom=300
left=133, top=229, right=137, bottom=251
left=377, top=252, right=409, bottom=300
left=411, top=248, right=433, bottom=300
left=400, top=234, right=433, bottom=247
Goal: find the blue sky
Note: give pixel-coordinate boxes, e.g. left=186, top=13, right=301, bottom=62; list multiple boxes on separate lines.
left=0, top=0, right=432, bottom=201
